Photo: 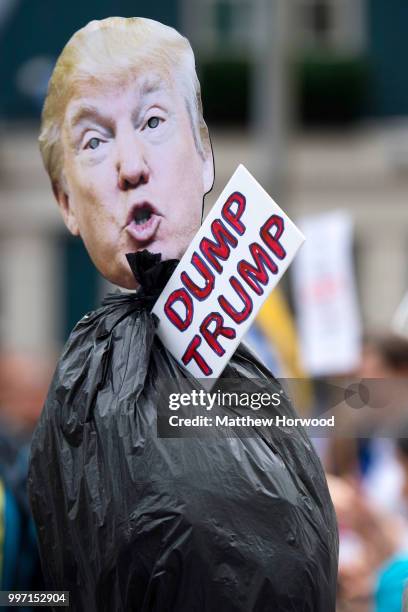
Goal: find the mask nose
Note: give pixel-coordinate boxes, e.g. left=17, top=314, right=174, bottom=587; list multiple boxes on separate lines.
left=117, top=133, right=150, bottom=190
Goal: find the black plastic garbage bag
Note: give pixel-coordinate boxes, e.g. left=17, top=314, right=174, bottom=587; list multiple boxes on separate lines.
left=28, top=251, right=338, bottom=611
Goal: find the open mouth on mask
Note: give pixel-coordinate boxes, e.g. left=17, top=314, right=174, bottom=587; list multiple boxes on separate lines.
left=126, top=202, right=161, bottom=243
left=133, top=206, right=152, bottom=225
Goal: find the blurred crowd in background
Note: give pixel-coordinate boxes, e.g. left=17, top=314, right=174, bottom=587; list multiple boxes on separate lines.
left=1, top=1, right=408, bottom=610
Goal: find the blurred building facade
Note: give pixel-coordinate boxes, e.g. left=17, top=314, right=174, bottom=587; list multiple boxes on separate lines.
left=1, top=0, right=408, bottom=358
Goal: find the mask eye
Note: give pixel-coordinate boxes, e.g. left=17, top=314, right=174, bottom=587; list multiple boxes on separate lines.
left=87, top=137, right=101, bottom=150
left=147, top=116, right=160, bottom=129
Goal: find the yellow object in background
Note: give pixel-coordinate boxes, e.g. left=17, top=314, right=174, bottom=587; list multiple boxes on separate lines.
left=256, top=289, right=313, bottom=414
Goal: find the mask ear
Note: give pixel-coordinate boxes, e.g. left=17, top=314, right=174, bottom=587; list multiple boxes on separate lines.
left=52, top=180, right=80, bottom=236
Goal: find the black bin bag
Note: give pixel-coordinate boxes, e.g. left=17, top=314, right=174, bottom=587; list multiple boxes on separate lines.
left=28, top=251, right=338, bottom=611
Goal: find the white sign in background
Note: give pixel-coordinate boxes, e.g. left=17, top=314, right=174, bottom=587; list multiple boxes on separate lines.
left=292, top=210, right=362, bottom=376
left=153, top=164, right=305, bottom=380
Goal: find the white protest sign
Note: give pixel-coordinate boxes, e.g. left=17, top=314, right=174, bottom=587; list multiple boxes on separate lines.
left=152, top=164, right=305, bottom=380
left=292, top=210, right=361, bottom=376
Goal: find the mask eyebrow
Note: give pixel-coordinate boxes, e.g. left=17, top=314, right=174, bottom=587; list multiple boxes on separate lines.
left=69, top=104, right=113, bottom=131
left=138, top=74, right=167, bottom=97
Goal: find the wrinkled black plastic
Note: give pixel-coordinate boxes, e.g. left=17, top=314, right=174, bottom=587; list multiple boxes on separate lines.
left=28, top=251, right=338, bottom=611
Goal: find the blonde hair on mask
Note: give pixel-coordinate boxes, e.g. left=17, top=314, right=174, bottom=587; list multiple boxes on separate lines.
left=39, top=16, right=210, bottom=185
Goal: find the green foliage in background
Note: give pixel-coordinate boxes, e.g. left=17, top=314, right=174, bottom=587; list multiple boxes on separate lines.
left=198, top=54, right=369, bottom=128
left=297, top=53, right=369, bottom=125
left=198, top=58, right=251, bottom=127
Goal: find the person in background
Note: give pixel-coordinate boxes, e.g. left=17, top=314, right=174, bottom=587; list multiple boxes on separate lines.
left=0, top=352, right=53, bottom=592
left=327, top=332, right=408, bottom=610
left=358, top=333, right=408, bottom=514
left=372, top=429, right=408, bottom=612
